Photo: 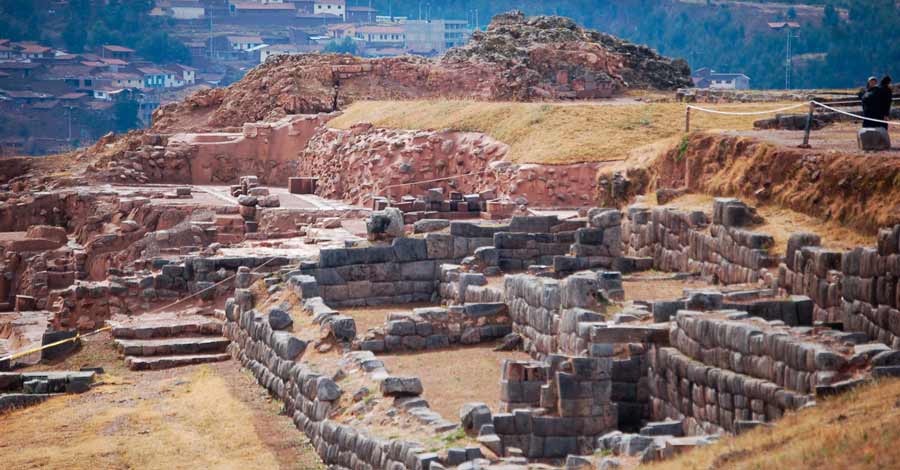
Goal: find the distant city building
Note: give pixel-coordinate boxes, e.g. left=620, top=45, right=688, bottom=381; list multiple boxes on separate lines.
left=100, top=45, right=136, bottom=61
left=169, top=1, right=206, bottom=20
left=227, top=35, right=265, bottom=51
left=353, top=25, right=405, bottom=49
left=376, top=15, right=407, bottom=24
left=691, top=68, right=751, bottom=90
left=404, top=19, right=472, bottom=55
left=314, top=0, right=345, bottom=20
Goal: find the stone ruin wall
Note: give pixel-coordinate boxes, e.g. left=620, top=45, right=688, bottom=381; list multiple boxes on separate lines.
left=298, top=124, right=601, bottom=208
left=647, top=311, right=854, bottom=435
left=622, top=197, right=900, bottom=350
left=97, top=114, right=331, bottom=187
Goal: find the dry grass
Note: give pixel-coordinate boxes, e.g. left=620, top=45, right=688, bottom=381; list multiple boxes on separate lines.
left=643, top=192, right=874, bottom=254
left=328, top=100, right=780, bottom=164
left=0, top=340, right=324, bottom=470
left=378, top=344, right=530, bottom=419
left=649, top=378, right=900, bottom=470
left=622, top=278, right=718, bottom=302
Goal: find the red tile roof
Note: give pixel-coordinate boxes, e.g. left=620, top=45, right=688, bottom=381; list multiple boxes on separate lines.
left=103, top=45, right=136, bottom=53
left=232, top=2, right=295, bottom=10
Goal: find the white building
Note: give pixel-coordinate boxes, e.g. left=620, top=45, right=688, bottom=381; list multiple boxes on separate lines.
left=228, top=35, right=265, bottom=51
left=404, top=19, right=472, bottom=55
left=691, top=68, right=751, bottom=90
left=353, top=25, right=405, bottom=47
left=314, top=0, right=345, bottom=20
left=170, top=1, right=205, bottom=20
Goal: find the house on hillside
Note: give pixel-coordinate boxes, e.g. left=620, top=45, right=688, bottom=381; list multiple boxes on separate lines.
left=137, top=67, right=169, bottom=88
left=169, top=1, right=206, bottom=20
left=347, top=5, right=375, bottom=23
left=314, top=0, right=346, bottom=20
left=100, top=72, right=144, bottom=89
left=404, top=19, right=472, bottom=55
left=15, top=43, right=54, bottom=59
left=227, top=35, right=265, bottom=51
left=172, top=64, right=196, bottom=85
left=0, top=62, right=42, bottom=79
left=691, top=68, right=751, bottom=90
left=100, top=45, right=136, bottom=61
left=353, top=25, right=405, bottom=49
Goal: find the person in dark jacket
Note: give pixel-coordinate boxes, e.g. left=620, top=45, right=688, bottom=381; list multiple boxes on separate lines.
left=858, top=76, right=878, bottom=99
left=876, top=75, right=893, bottom=127
left=860, top=76, right=879, bottom=128
left=862, top=76, right=892, bottom=129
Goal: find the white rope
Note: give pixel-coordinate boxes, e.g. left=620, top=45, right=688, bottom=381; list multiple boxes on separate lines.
left=811, top=101, right=899, bottom=127
left=687, top=102, right=807, bottom=116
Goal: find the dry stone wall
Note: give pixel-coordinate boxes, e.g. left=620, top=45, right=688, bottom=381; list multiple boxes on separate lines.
left=780, top=229, right=900, bottom=348
left=623, top=199, right=778, bottom=285
left=224, top=282, right=449, bottom=470
left=647, top=311, right=860, bottom=434
left=355, top=304, right=512, bottom=353
left=493, top=356, right=618, bottom=458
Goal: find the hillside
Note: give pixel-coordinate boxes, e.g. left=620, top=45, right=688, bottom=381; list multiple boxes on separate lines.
left=327, top=99, right=771, bottom=164
left=649, top=378, right=900, bottom=470
left=149, top=12, right=692, bottom=132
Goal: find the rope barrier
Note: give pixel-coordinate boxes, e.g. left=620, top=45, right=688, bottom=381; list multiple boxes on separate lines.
left=811, top=101, right=899, bottom=127
left=686, top=102, right=808, bottom=116
left=377, top=169, right=491, bottom=192
left=0, top=255, right=283, bottom=364
left=0, top=326, right=111, bottom=363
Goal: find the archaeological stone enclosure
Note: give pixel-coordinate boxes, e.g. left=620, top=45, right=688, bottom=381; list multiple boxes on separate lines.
left=2, top=10, right=900, bottom=470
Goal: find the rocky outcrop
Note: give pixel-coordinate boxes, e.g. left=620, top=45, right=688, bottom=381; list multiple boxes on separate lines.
left=150, top=12, right=691, bottom=133
left=444, top=11, right=693, bottom=95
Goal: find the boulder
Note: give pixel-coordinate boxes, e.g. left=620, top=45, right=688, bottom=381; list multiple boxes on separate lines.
left=858, top=127, right=891, bottom=151
left=380, top=376, right=423, bottom=397
left=459, top=402, right=492, bottom=431
left=268, top=308, right=294, bottom=331
left=366, top=207, right=404, bottom=239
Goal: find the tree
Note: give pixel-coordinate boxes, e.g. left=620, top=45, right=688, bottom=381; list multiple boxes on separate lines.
left=62, top=19, right=87, bottom=52
left=323, top=37, right=359, bottom=55
left=113, top=99, right=140, bottom=132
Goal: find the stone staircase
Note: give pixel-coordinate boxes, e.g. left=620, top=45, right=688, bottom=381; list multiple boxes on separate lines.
left=109, top=312, right=230, bottom=371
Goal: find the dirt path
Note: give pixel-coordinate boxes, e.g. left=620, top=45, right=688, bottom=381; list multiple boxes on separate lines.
left=0, top=335, right=324, bottom=470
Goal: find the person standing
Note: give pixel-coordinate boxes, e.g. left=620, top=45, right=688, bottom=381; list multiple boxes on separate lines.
left=875, top=76, right=893, bottom=128
left=862, top=76, right=887, bottom=128
left=858, top=76, right=878, bottom=100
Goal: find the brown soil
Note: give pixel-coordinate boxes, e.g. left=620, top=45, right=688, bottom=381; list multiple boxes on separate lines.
left=650, top=131, right=900, bottom=234
left=0, top=334, right=324, bottom=470
left=622, top=277, right=720, bottom=302
left=378, top=344, right=530, bottom=419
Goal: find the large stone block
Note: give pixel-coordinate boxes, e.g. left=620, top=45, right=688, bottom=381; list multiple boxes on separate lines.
left=380, top=376, right=423, bottom=397
left=858, top=127, right=891, bottom=151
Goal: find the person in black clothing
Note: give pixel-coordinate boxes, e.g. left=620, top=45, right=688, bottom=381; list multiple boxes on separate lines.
left=858, top=76, right=878, bottom=100
left=860, top=76, right=879, bottom=128
left=862, top=76, right=892, bottom=129
left=876, top=76, right=893, bottom=128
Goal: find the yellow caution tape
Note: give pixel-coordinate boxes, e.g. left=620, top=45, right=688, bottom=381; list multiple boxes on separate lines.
left=0, top=325, right=111, bottom=363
